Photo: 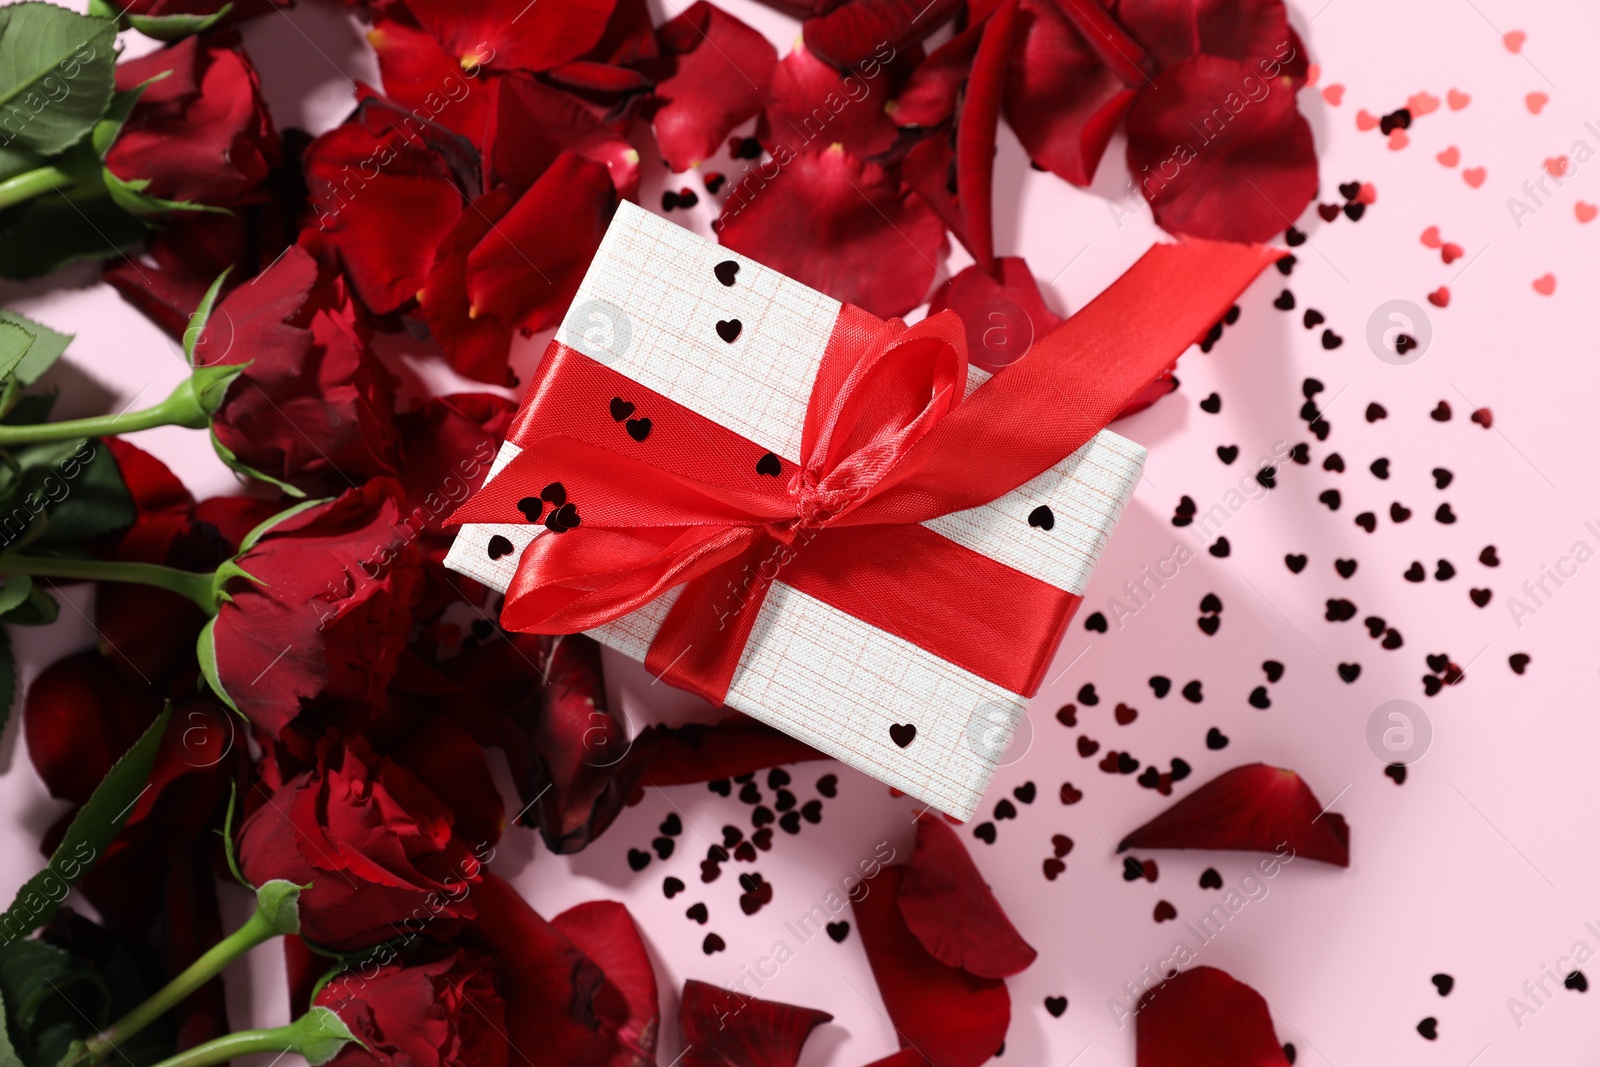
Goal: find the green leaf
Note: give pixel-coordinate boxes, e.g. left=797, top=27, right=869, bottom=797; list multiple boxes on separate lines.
left=89, top=72, right=168, bottom=159
left=0, top=144, right=41, bottom=183
left=195, top=616, right=240, bottom=715
left=102, top=168, right=228, bottom=218
left=0, top=4, right=118, bottom=156
left=17, top=437, right=135, bottom=547
left=292, top=1007, right=362, bottom=1067
left=210, top=431, right=306, bottom=498
left=0, top=940, right=109, bottom=1067
left=0, top=990, right=19, bottom=1067
left=125, top=4, right=233, bottom=42
left=183, top=269, right=229, bottom=364
left=1, top=583, right=55, bottom=626
left=0, top=576, right=28, bottom=617
left=0, top=705, right=169, bottom=945
left=0, top=310, right=68, bottom=385
left=256, top=880, right=304, bottom=936
left=0, top=320, right=30, bottom=383
left=0, top=193, right=146, bottom=280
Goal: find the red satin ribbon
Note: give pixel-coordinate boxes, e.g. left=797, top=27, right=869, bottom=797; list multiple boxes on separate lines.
left=450, top=238, right=1279, bottom=705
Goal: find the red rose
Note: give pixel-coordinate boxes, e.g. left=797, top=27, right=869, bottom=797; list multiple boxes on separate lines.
left=201, top=245, right=402, bottom=494
left=202, top=479, right=424, bottom=738
left=237, top=736, right=488, bottom=951
left=314, top=950, right=509, bottom=1067
left=106, top=33, right=280, bottom=209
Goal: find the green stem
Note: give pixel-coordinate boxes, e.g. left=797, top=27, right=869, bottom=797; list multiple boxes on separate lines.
left=0, top=165, right=73, bottom=212
left=82, top=908, right=279, bottom=1063
left=0, top=378, right=211, bottom=447
left=140, top=1025, right=301, bottom=1067
left=0, top=554, right=216, bottom=614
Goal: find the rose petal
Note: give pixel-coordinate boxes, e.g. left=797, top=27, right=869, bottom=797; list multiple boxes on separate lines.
left=420, top=185, right=521, bottom=385
left=1004, top=0, right=1138, bottom=185
left=680, top=978, right=832, bottom=1067
left=647, top=2, right=777, bottom=171
left=25, top=651, right=165, bottom=806
left=464, top=152, right=618, bottom=336
left=487, top=75, right=641, bottom=198
left=636, top=713, right=829, bottom=786
left=1117, top=762, right=1350, bottom=866
left=304, top=110, right=468, bottom=315
left=503, top=633, right=652, bottom=854
left=214, top=480, right=424, bottom=736
left=804, top=0, right=963, bottom=71
left=369, top=15, right=495, bottom=143
left=761, top=40, right=899, bottom=160
left=890, top=19, right=984, bottom=129
left=1136, top=966, right=1290, bottom=1066
left=852, top=866, right=1010, bottom=1067
left=206, top=245, right=402, bottom=491
left=107, top=36, right=279, bottom=208
left=389, top=715, right=505, bottom=848
left=926, top=258, right=1063, bottom=373
left=1124, top=54, right=1316, bottom=242
left=465, top=873, right=628, bottom=1065
left=407, top=0, right=617, bottom=72
left=717, top=145, right=945, bottom=318
left=953, top=0, right=1020, bottom=271
left=897, top=814, right=1037, bottom=978
left=553, top=901, right=660, bottom=1065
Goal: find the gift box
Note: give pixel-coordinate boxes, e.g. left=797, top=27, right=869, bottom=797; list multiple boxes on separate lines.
left=446, top=202, right=1273, bottom=819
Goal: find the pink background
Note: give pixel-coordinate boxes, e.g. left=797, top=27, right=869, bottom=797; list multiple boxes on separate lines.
left=3, top=0, right=1599, bottom=1063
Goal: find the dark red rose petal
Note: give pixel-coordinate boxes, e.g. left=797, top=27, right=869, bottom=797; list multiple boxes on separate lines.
left=1004, top=0, right=1137, bottom=186
left=487, top=74, right=641, bottom=198
left=890, top=19, right=984, bottom=129
left=389, top=715, right=505, bottom=848
left=760, top=40, right=899, bottom=160
left=1117, top=762, right=1350, bottom=867
left=213, top=480, right=424, bottom=736
left=206, top=245, right=403, bottom=492
left=953, top=0, right=1019, bottom=272
left=804, top=0, right=963, bottom=71
left=25, top=651, right=165, bottom=807
left=464, top=152, right=618, bottom=337
left=1124, top=54, right=1316, bottom=243
left=501, top=633, right=652, bottom=854
left=636, top=713, right=829, bottom=786
left=1136, top=966, right=1290, bottom=1066
left=107, top=36, right=279, bottom=208
left=419, top=185, right=521, bottom=385
left=680, top=978, right=832, bottom=1067
left=303, top=114, right=466, bottom=315
left=927, top=257, right=1063, bottom=373
left=646, top=2, right=777, bottom=171
left=580, top=0, right=659, bottom=67
left=717, top=146, right=944, bottom=318
left=896, top=814, right=1037, bottom=978
left=852, top=866, right=1010, bottom=1067
left=464, top=873, right=628, bottom=1066
left=552, top=901, right=660, bottom=1065
left=396, top=392, right=518, bottom=534
left=369, top=15, right=495, bottom=143
left=407, top=0, right=616, bottom=73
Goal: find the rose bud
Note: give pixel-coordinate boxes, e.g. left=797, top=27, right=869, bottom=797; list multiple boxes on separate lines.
left=237, top=737, right=489, bottom=951
left=197, top=244, right=403, bottom=495
left=106, top=32, right=280, bottom=210
left=313, top=950, right=509, bottom=1067
left=196, top=478, right=424, bottom=739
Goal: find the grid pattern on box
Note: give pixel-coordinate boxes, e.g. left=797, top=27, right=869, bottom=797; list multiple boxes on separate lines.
left=730, top=582, right=1023, bottom=818
left=563, top=201, right=839, bottom=462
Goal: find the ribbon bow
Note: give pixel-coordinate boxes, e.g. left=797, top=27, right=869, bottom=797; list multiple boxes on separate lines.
left=451, top=239, right=1279, bottom=705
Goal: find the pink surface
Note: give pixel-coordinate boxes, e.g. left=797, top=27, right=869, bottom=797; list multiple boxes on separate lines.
left=3, top=0, right=1599, bottom=1063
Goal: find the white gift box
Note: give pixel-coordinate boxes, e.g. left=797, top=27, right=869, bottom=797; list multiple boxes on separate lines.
left=446, top=202, right=1144, bottom=820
